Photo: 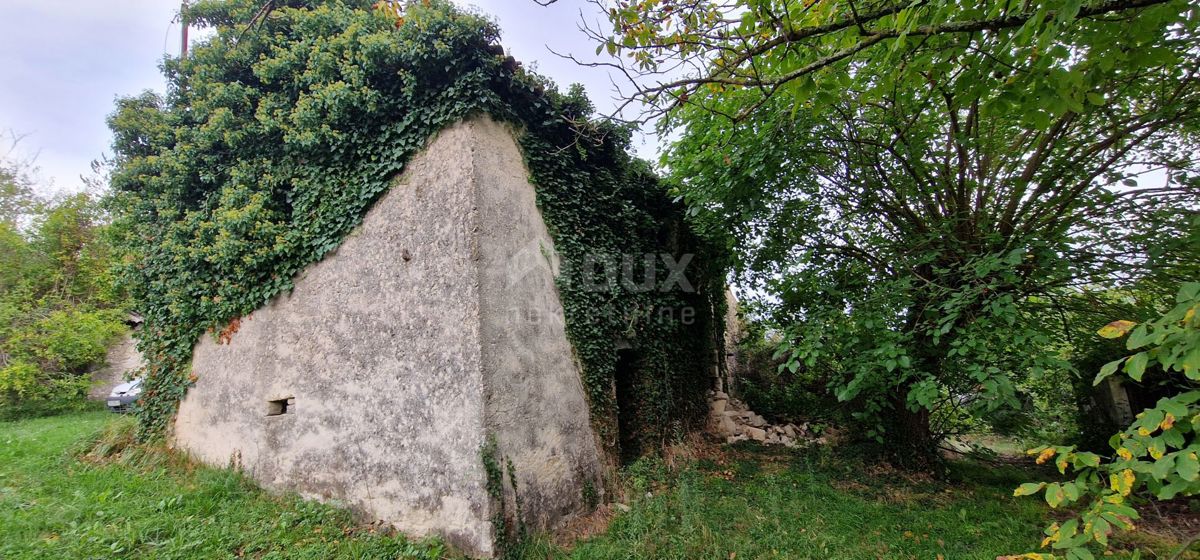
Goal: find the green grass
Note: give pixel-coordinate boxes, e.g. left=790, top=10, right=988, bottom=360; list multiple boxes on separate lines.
left=0, top=412, right=443, bottom=559
left=515, top=445, right=1055, bottom=559
left=1, top=413, right=1184, bottom=559
left=517, top=444, right=1183, bottom=560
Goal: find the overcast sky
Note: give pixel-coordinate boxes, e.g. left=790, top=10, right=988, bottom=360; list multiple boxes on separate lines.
left=0, top=0, right=636, bottom=195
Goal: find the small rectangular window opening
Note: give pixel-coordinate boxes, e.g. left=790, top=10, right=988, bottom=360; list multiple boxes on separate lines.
left=267, top=397, right=293, bottom=416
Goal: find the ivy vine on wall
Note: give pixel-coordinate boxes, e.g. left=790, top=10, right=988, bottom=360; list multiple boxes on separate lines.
left=105, top=0, right=726, bottom=456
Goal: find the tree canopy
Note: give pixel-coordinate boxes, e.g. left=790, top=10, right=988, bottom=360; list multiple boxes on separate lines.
left=571, top=0, right=1200, bottom=465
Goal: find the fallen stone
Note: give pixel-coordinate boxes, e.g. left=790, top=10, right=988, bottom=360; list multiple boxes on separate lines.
left=717, top=415, right=738, bottom=436
left=614, top=503, right=631, bottom=513
left=745, top=427, right=767, bottom=441
left=710, top=399, right=727, bottom=414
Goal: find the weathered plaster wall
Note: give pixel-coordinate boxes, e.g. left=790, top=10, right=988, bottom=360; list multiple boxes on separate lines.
left=471, top=119, right=605, bottom=533
left=173, top=117, right=602, bottom=557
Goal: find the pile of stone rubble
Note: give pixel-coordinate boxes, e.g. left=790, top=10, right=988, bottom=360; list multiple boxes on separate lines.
left=707, top=391, right=826, bottom=447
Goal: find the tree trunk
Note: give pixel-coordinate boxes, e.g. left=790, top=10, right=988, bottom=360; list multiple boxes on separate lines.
left=886, top=391, right=939, bottom=470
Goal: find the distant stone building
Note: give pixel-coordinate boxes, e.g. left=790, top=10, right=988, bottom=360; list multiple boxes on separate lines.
left=172, top=118, right=606, bottom=557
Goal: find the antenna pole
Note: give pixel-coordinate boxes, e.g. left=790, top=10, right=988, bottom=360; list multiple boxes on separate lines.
left=180, top=1, right=189, bottom=58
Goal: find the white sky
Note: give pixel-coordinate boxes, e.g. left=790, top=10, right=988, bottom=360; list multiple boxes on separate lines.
left=0, top=0, right=641, bottom=195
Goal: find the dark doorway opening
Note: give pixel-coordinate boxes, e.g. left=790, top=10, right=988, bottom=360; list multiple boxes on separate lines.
left=614, top=349, right=641, bottom=465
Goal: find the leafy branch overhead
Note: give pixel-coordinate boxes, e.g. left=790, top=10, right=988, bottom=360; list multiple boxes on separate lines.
left=622, top=0, right=1199, bottom=467
left=563, top=0, right=1191, bottom=123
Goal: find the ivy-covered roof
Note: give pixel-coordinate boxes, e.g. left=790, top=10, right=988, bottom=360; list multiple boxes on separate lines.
left=107, top=0, right=726, bottom=453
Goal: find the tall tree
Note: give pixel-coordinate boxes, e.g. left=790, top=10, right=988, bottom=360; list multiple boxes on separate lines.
left=0, top=133, right=40, bottom=227
left=568, top=0, right=1200, bottom=465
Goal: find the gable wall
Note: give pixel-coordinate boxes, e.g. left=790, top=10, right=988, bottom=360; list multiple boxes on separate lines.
left=174, top=120, right=496, bottom=556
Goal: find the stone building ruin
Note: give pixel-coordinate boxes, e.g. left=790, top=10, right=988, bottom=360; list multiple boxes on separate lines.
left=172, top=118, right=608, bottom=557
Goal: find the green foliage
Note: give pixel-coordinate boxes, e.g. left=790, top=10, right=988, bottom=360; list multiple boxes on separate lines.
left=0, top=146, right=39, bottom=226
left=581, top=478, right=599, bottom=510
left=106, top=0, right=725, bottom=451
left=1016, top=283, right=1200, bottom=558
left=733, top=323, right=846, bottom=423
left=0, top=412, right=444, bottom=558
left=0, top=155, right=126, bottom=418
left=597, top=0, right=1200, bottom=464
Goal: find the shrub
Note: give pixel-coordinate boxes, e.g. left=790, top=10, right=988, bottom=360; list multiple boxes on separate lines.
left=1014, top=282, right=1200, bottom=559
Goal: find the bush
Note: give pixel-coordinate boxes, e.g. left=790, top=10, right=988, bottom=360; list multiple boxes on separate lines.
left=0, top=308, right=125, bottom=405
left=1014, top=282, right=1200, bottom=559
left=30, top=309, right=125, bottom=374
left=0, top=360, right=39, bottom=397
left=733, top=324, right=850, bottom=424
left=0, top=179, right=126, bottom=419
left=0, top=383, right=100, bottom=421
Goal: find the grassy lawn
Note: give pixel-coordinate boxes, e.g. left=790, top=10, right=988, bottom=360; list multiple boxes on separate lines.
left=521, top=445, right=1056, bottom=560
left=1, top=412, right=1186, bottom=559
left=0, top=412, right=442, bottom=559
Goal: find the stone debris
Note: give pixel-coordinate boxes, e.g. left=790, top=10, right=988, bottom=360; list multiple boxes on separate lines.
left=707, top=391, right=827, bottom=447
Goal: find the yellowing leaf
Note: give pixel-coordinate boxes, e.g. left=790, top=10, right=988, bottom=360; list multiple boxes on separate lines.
left=1014, top=482, right=1045, bottom=497
left=1098, top=320, right=1136, bottom=339
left=1045, top=483, right=1067, bottom=507
left=1109, top=469, right=1136, bottom=496
left=1036, top=448, right=1056, bottom=465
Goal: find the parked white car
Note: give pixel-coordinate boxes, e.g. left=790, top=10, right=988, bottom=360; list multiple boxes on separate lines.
left=106, top=378, right=143, bottom=413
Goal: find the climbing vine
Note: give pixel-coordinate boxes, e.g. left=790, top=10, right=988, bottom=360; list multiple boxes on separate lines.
left=106, top=0, right=725, bottom=454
